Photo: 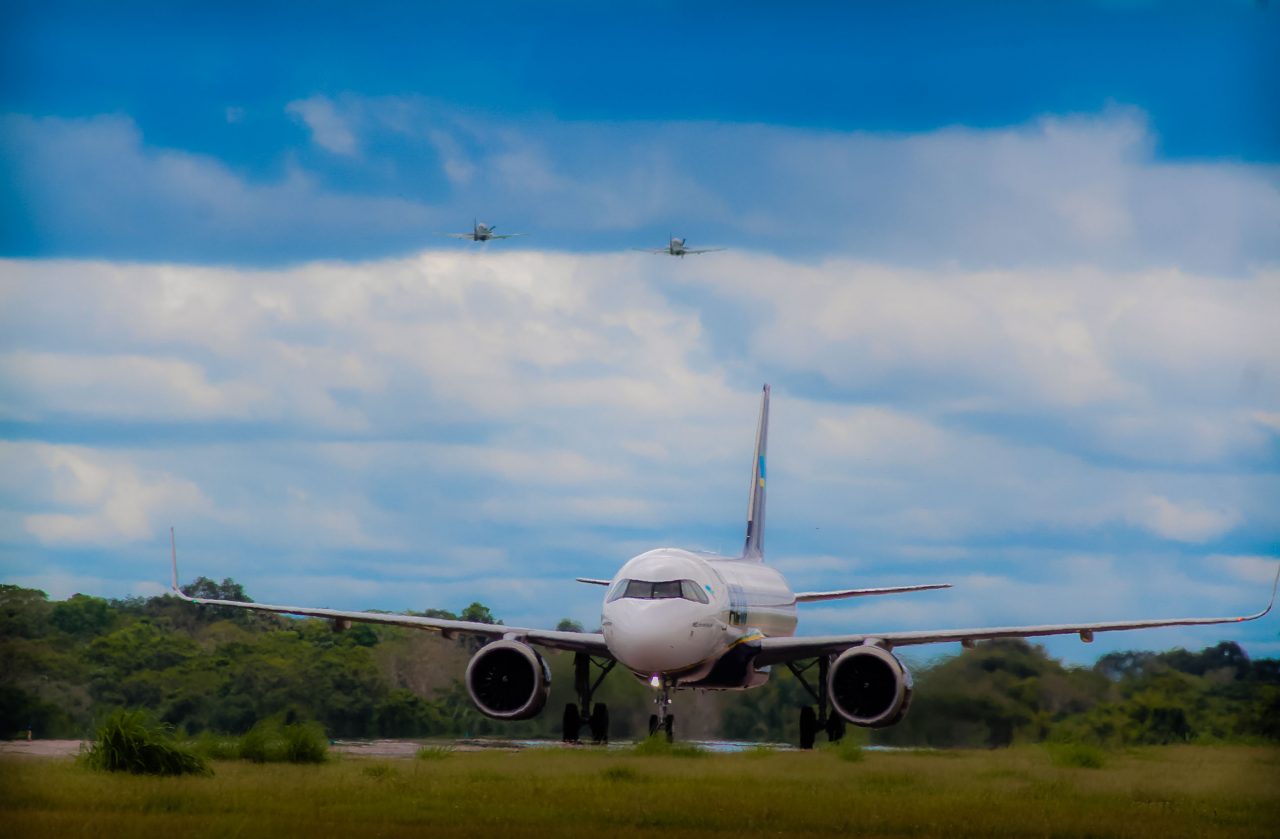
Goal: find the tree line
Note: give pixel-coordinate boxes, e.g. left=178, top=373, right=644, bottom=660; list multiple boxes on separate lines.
left=2, top=580, right=1276, bottom=745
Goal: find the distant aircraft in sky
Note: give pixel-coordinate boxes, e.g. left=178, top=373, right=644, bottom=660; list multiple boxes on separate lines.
left=441, top=219, right=526, bottom=242
left=635, top=235, right=724, bottom=257
left=169, top=386, right=1278, bottom=748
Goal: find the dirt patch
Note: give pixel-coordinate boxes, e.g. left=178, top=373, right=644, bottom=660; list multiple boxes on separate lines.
left=0, top=739, right=84, bottom=758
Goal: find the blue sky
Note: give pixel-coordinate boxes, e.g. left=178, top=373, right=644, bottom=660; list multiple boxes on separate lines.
left=1, top=1, right=1278, bottom=664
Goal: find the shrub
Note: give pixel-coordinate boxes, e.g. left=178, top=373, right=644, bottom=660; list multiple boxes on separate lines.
left=190, top=731, right=240, bottom=761
left=239, top=718, right=328, bottom=764
left=82, top=710, right=210, bottom=776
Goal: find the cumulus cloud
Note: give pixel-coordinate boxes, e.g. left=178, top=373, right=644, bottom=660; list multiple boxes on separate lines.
left=1, top=250, right=1274, bottom=594
left=0, top=442, right=208, bottom=545
left=286, top=96, right=359, bottom=156
left=1126, top=496, right=1242, bottom=543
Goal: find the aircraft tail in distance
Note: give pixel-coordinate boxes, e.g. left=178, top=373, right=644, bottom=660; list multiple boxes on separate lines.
left=742, top=384, right=769, bottom=560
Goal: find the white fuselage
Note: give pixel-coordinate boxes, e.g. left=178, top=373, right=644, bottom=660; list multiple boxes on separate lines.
left=600, top=548, right=797, bottom=687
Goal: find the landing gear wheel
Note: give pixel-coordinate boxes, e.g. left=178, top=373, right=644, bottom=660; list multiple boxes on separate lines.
left=648, top=714, right=659, bottom=737
left=562, top=703, right=580, bottom=743
left=590, top=703, right=610, bottom=744
left=799, top=706, right=817, bottom=750
left=663, top=714, right=674, bottom=743
left=826, top=713, right=846, bottom=743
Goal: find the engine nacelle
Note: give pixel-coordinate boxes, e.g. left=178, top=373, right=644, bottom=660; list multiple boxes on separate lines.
left=465, top=640, right=551, bottom=721
left=828, top=645, right=913, bottom=728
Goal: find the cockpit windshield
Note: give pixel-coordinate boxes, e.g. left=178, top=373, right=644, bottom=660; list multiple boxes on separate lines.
left=607, top=578, right=709, bottom=604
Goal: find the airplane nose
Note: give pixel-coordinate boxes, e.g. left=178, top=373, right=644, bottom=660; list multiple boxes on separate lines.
left=603, top=602, right=717, bottom=674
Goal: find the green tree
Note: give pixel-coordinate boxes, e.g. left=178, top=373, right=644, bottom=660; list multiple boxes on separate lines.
left=51, top=594, right=115, bottom=636
left=460, top=602, right=500, bottom=625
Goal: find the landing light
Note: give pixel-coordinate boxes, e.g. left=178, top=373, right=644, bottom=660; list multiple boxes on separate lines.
left=649, top=674, right=661, bottom=688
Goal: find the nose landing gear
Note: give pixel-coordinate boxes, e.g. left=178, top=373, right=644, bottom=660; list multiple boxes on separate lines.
left=562, top=652, right=616, bottom=744
left=647, top=679, right=675, bottom=742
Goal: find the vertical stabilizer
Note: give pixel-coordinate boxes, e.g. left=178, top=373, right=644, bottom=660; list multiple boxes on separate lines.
left=743, top=384, right=770, bottom=560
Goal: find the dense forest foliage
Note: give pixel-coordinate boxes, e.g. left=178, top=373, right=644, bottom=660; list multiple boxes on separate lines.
left=2, top=581, right=1276, bottom=746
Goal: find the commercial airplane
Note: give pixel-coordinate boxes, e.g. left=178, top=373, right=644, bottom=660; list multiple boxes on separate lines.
left=635, top=236, right=724, bottom=257
left=169, top=385, right=1278, bottom=748
left=441, top=219, right=526, bottom=242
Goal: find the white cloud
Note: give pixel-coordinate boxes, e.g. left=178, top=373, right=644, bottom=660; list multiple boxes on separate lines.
left=0, top=443, right=209, bottom=545
left=1207, top=554, right=1280, bottom=586
left=285, top=97, right=358, bottom=156
left=1127, top=496, right=1241, bottom=544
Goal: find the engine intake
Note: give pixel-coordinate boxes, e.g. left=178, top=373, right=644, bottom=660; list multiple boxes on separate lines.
left=828, top=645, right=913, bottom=728
left=465, top=640, right=551, bottom=720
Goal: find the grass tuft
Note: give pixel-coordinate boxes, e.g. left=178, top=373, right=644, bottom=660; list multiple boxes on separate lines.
left=81, top=709, right=210, bottom=776
left=601, top=764, right=644, bottom=782
left=633, top=736, right=706, bottom=758
left=1046, top=742, right=1107, bottom=769
left=823, top=738, right=865, bottom=763
left=415, top=744, right=454, bottom=761
left=361, top=764, right=398, bottom=781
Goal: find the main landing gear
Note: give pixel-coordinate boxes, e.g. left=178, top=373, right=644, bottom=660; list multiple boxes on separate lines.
left=787, top=656, right=846, bottom=750
left=562, top=652, right=616, bottom=744
left=647, top=679, right=675, bottom=742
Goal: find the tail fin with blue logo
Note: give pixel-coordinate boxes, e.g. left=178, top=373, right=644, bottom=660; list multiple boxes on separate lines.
left=743, top=384, right=769, bottom=560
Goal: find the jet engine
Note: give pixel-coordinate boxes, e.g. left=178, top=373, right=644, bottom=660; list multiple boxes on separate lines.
left=828, top=645, right=913, bottom=728
left=465, top=640, right=552, bottom=720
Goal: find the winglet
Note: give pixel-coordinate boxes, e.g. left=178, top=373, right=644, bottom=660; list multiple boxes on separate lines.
left=1254, top=563, right=1280, bottom=621
left=169, top=527, right=193, bottom=602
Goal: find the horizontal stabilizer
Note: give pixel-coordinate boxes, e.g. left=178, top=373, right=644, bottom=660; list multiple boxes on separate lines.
left=575, top=578, right=611, bottom=586
left=795, top=583, right=951, bottom=603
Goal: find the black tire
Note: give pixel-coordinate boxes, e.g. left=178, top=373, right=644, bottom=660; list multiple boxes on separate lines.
left=663, top=714, right=674, bottom=743
left=562, top=703, right=581, bottom=743
left=648, top=714, right=659, bottom=737
left=826, top=712, right=846, bottom=743
left=590, top=703, right=610, bottom=744
left=799, top=706, right=817, bottom=750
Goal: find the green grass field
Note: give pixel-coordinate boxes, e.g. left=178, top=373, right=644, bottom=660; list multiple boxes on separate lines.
left=3, top=744, right=1277, bottom=838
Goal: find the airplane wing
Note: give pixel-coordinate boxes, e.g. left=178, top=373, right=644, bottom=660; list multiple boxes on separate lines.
left=682, top=248, right=725, bottom=255
left=754, top=567, right=1279, bottom=667
left=632, top=248, right=672, bottom=254
left=794, top=583, right=952, bottom=603
left=489, top=233, right=526, bottom=239
left=168, top=533, right=609, bottom=656
left=440, top=233, right=477, bottom=240
left=576, top=578, right=611, bottom=586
